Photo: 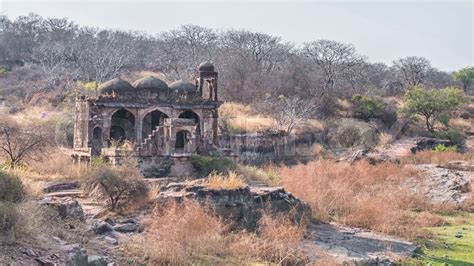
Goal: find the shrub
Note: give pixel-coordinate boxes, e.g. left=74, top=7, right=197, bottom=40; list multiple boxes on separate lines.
left=402, top=86, right=467, bottom=132
left=351, top=94, right=397, bottom=127
left=428, top=129, right=465, bottom=145
left=0, top=202, right=18, bottom=234
left=205, top=172, right=247, bottom=189
left=191, top=155, right=236, bottom=177
left=433, top=144, right=458, bottom=152
left=327, top=118, right=379, bottom=149
left=84, top=167, right=149, bottom=210
left=0, top=171, right=24, bottom=203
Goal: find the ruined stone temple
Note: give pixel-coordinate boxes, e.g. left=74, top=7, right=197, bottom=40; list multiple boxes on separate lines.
left=72, top=61, right=221, bottom=176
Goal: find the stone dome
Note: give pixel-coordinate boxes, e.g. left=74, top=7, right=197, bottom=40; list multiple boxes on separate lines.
left=98, top=78, right=135, bottom=95
left=169, top=80, right=197, bottom=93
left=198, top=61, right=215, bottom=72
left=132, top=76, right=169, bottom=93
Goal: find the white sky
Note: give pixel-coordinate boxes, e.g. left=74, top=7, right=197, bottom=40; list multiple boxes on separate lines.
left=1, top=0, right=472, bottom=71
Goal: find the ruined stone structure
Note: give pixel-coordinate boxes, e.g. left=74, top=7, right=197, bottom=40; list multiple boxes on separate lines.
left=72, top=62, right=221, bottom=176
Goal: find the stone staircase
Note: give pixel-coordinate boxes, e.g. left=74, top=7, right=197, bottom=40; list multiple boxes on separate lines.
left=138, top=127, right=161, bottom=156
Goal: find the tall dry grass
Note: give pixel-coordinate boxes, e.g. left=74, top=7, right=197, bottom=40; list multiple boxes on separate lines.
left=401, top=150, right=471, bottom=165
left=125, top=201, right=308, bottom=264
left=279, top=160, right=428, bottom=239
left=205, top=171, right=247, bottom=189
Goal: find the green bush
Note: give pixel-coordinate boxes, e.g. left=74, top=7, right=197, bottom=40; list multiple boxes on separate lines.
left=433, top=144, right=458, bottom=152
left=191, top=155, right=236, bottom=177
left=402, top=86, right=467, bottom=132
left=0, top=202, right=18, bottom=234
left=0, top=171, right=25, bottom=203
left=429, top=129, right=465, bottom=145
left=351, top=94, right=397, bottom=127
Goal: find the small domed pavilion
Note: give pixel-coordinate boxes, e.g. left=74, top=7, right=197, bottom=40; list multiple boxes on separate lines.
left=72, top=62, right=221, bottom=176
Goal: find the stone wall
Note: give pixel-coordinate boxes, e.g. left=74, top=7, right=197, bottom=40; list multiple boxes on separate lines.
left=220, top=132, right=323, bottom=164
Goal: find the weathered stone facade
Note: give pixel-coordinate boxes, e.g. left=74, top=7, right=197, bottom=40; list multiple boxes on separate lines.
left=72, top=62, right=221, bottom=176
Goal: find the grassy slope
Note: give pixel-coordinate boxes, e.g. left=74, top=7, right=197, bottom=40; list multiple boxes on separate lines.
left=413, top=213, right=474, bottom=265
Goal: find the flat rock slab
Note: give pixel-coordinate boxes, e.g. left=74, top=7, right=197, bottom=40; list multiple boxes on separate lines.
left=305, top=223, right=418, bottom=264
left=43, top=181, right=80, bottom=193
left=43, top=190, right=83, bottom=198
left=406, top=164, right=472, bottom=204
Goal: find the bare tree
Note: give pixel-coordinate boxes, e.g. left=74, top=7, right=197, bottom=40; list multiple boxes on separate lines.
left=393, top=56, right=432, bottom=87
left=0, top=118, right=48, bottom=169
left=156, top=25, right=217, bottom=79
left=302, top=40, right=365, bottom=96
left=261, top=95, right=319, bottom=135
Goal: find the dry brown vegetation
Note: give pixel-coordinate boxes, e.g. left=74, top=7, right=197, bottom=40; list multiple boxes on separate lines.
left=279, top=160, right=431, bottom=239
left=401, top=150, right=472, bottom=165
left=205, top=171, right=247, bottom=189
left=219, top=102, right=324, bottom=134
left=124, top=201, right=308, bottom=265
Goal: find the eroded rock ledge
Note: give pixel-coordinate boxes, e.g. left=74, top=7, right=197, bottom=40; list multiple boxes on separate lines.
left=156, top=181, right=311, bottom=229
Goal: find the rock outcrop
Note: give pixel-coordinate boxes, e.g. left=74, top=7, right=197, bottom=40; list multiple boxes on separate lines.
left=39, top=197, right=84, bottom=220
left=43, top=181, right=80, bottom=193
left=157, top=181, right=311, bottom=229
left=405, top=164, right=472, bottom=204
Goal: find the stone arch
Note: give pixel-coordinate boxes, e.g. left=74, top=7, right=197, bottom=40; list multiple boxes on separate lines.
left=92, top=126, right=103, bottom=155
left=110, top=108, right=136, bottom=143
left=175, top=130, right=190, bottom=150
left=142, top=109, right=169, bottom=138
left=178, top=110, right=200, bottom=135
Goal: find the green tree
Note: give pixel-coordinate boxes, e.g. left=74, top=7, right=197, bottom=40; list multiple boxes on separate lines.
left=453, top=67, right=474, bottom=92
left=402, top=86, right=467, bottom=132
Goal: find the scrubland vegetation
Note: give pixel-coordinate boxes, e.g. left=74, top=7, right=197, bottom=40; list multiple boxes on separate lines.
left=0, top=12, right=473, bottom=265
left=124, top=202, right=310, bottom=265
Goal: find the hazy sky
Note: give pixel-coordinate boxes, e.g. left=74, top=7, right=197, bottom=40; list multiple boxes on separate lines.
left=1, top=0, right=472, bottom=71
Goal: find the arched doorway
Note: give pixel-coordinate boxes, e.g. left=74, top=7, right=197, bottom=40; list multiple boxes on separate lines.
left=178, top=110, right=200, bottom=135
left=110, top=109, right=135, bottom=143
left=175, top=130, right=189, bottom=151
left=92, top=127, right=103, bottom=155
left=142, top=110, right=169, bottom=138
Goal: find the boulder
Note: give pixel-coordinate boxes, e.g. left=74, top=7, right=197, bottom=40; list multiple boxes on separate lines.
left=39, top=197, right=84, bottom=220
left=87, top=255, right=107, bottom=266
left=411, top=137, right=455, bottom=153
left=113, top=223, right=139, bottom=233
left=103, top=236, right=118, bottom=245
left=65, top=247, right=88, bottom=266
left=93, top=221, right=114, bottom=235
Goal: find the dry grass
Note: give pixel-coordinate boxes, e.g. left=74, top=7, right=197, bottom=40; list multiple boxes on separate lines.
left=255, top=214, right=308, bottom=264
left=414, top=212, right=447, bottom=227
left=451, top=118, right=474, bottom=132
left=377, top=132, right=394, bottom=148
left=401, top=150, right=470, bottom=165
left=125, top=201, right=308, bottom=264
left=279, top=160, right=429, bottom=239
left=205, top=171, right=247, bottom=189
left=220, top=101, right=324, bottom=134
